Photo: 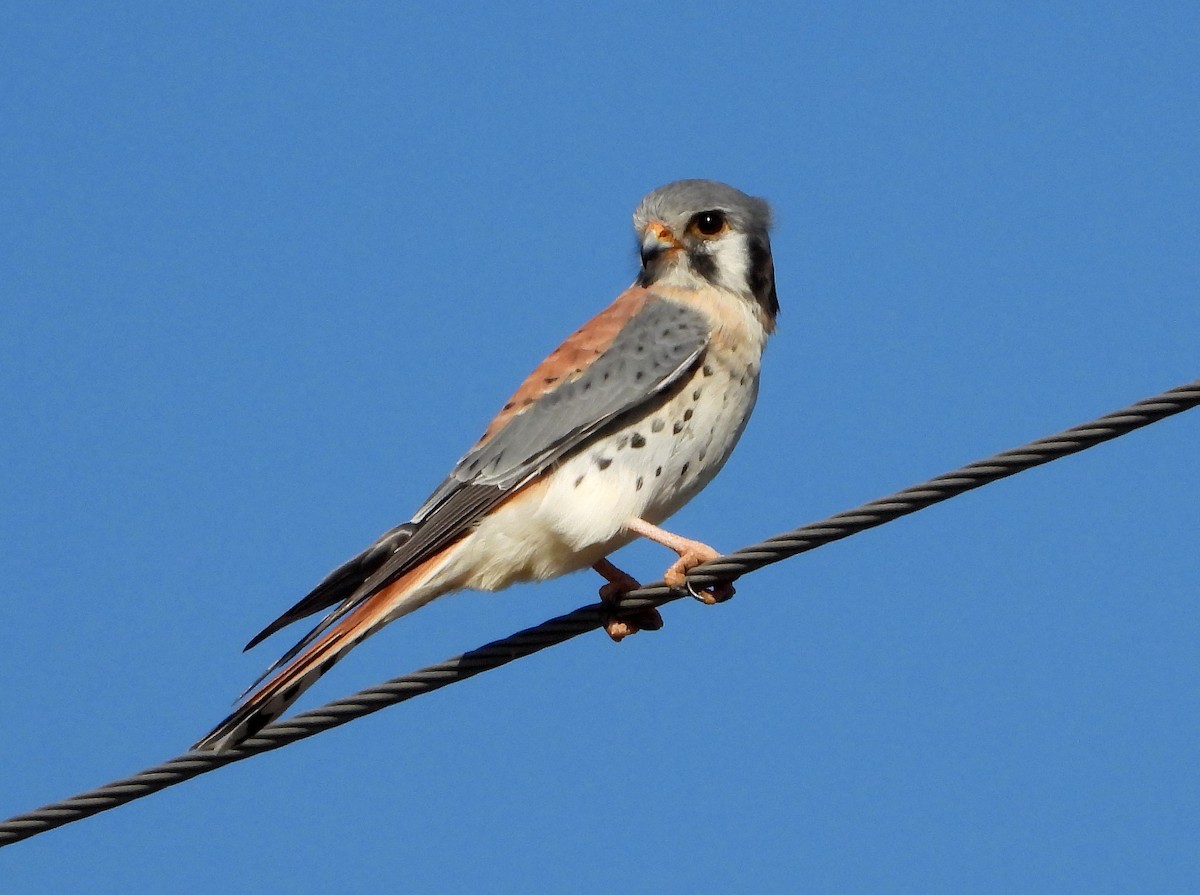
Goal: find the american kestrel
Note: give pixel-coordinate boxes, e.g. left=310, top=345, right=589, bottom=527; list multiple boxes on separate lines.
left=194, top=179, right=779, bottom=751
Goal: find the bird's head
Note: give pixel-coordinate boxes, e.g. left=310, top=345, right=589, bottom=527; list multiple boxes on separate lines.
left=633, top=179, right=778, bottom=324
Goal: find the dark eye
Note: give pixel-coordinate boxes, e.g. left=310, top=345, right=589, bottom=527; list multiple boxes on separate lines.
left=691, top=210, right=727, bottom=237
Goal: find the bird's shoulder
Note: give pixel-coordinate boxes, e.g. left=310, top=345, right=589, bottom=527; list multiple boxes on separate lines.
left=475, top=285, right=660, bottom=445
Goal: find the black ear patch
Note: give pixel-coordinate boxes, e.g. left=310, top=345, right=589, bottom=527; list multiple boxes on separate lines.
left=748, top=236, right=779, bottom=320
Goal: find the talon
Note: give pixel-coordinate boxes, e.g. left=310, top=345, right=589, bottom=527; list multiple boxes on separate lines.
left=687, top=577, right=736, bottom=605
left=601, top=603, right=664, bottom=642
left=662, top=544, right=721, bottom=592
left=593, top=559, right=663, bottom=642
left=623, top=518, right=733, bottom=604
left=604, top=617, right=637, bottom=642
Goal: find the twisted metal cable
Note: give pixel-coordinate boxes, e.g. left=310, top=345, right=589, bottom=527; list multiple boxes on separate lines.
left=2, top=379, right=1197, bottom=849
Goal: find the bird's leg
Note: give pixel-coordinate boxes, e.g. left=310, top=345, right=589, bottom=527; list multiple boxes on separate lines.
left=625, top=518, right=736, bottom=605
left=592, top=557, right=663, bottom=642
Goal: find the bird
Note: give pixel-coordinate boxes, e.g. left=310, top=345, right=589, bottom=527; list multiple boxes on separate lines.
left=193, top=179, right=779, bottom=751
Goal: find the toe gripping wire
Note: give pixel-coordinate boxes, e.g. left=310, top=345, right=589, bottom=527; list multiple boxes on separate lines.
left=1, top=379, right=1197, bottom=849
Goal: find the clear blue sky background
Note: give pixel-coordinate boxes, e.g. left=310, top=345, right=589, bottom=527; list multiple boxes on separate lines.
left=3, top=3, right=1197, bottom=891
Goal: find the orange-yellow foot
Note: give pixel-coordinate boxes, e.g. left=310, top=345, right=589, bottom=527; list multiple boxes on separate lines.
left=593, top=558, right=664, bottom=642
left=664, top=550, right=736, bottom=605
left=625, top=518, right=736, bottom=605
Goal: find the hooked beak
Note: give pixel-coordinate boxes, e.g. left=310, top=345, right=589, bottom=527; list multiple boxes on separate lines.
left=640, top=220, right=682, bottom=267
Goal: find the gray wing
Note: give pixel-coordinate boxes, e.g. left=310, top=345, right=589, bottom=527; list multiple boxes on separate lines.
left=243, top=297, right=709, bottom=660
left=415, top=297, right=711, bottom=518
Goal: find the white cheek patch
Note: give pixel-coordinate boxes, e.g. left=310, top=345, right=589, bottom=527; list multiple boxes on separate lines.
left=707, top=234, right=752, bottom=294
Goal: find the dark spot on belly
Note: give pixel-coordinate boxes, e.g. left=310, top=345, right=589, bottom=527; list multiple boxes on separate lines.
left=683, top=408, right=693, bottom=422
left=596, top=457, right=612, bottom=470
left=636, top=476, right=644, bottom=491
left=544, top=376, right=558, bottom=384
left=702, top=364, right=714, bottom=377
left=680, top=462, right=690, bottom=477
left=673, top=421, right=684, bottom=434
left=503, top=401, right=515, bottom=411
left=692, top=389, right=702, bottom=401
left=651, top=418, right=665, bottom=433
left=574, top=475, right=585, bottom=488
left=631, top=433, right=646, bottom=448
left=655, top=466, right=662, bottom=477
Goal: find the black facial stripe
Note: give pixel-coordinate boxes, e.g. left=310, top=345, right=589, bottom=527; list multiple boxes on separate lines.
left=747, top=236, right=780, bottom=319
left=688, top=248, right=719, bottom=285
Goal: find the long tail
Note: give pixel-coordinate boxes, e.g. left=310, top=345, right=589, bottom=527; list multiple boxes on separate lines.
left=192, top=546, right=457, bottom=752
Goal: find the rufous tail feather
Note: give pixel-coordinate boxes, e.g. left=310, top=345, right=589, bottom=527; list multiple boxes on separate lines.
left=192, top=548, right=453, bottom=752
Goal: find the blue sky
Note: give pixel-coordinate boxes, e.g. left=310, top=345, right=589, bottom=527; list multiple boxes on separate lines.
left=3, top=3, right=1198, bottom=891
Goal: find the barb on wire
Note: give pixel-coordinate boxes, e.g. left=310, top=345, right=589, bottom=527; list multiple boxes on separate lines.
left=1, top=379, right=1197, bottom=849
